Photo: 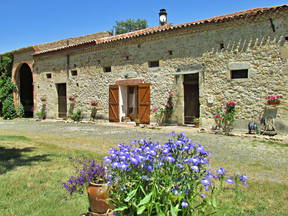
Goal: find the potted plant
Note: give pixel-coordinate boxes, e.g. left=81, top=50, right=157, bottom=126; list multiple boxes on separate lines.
left=193, top=118, right=200, bottom=128
left=62, top=157, right=114, bottom=215
left=266, top=95, right=282, bottom=105
left=134, top=119, right=140, bottom=126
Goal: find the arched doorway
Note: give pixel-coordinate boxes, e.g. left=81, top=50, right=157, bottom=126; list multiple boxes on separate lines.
left=18, top=63, right=34, bottom=117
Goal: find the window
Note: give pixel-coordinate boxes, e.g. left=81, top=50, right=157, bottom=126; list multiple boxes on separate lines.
left=103, top=66, right=111, bottom=72
left=168, top=50, right=173, bottom=55
left=71, top=70, right=78, bottom=76
left=285, top=37, right=288, bottom=42
left=46, top=73, right=52, bottom=79
left=231, top=69, right=248, bottom=79
left=148, top=61, right=159, bottom=68
left=220, top=43, right=224, bottom=50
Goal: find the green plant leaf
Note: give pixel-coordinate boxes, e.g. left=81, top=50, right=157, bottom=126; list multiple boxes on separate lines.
left=137, top=205, right=146, bottom=215
left=156, top=205, right=165, bottom=216
left=211, top=197, right=217, bottom=208
left=137, top=192, right=152, bottom=207
left=170, top=204, right=179, bottom=216
left=113, top=205, right=129, bottom=211
left=124, top=188, right=138, bottom=202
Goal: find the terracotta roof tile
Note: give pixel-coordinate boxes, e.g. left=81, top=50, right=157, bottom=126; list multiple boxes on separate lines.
left=34, top=4, right=288, bottom=56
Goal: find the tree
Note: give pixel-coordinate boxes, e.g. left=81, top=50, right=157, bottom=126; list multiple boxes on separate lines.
left=114, top=19, right=148, bottom=35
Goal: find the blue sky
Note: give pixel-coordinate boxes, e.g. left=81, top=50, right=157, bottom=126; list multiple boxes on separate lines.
left=0, top=0, right=287, bottom=53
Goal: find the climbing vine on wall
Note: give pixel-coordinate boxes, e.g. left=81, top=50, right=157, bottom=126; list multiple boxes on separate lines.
left=0, top=54, right=19, bottom=119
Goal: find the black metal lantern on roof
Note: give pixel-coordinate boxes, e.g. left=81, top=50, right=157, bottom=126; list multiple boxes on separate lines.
left=159, top=9, right=167, bottom=25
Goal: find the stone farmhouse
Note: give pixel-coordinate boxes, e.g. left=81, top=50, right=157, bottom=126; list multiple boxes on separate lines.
left=2, top=5, right=288, bottom=132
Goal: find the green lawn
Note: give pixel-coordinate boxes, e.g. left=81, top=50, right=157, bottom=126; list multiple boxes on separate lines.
left=0, top=134, right=287, bottom=216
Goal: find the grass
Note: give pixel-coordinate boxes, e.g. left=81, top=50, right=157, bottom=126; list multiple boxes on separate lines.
left=0, top=134, right=97, bottom=216
left=0, top=133, right=288, bottom=215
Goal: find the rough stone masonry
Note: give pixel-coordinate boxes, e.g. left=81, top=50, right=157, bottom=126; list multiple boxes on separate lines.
left=3, top=5, right=288, bottom=133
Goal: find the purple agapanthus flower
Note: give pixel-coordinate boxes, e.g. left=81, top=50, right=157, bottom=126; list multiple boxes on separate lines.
left=240, top=175, right=248, bottom=185
left=216, top=168, right=226, bottom=175
left=191, top=165, right=200, bottom=172
left=201, top=178, right=211, bottom=186
left=225, top=177, right=234, bottom=184
left=166, top=156, right=175, bottom=163
left=181, top=200, right=189, bottom=208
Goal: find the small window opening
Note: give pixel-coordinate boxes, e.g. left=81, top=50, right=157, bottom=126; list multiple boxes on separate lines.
left=220, top=43, right=224, bottom=50
left=231, top=69, right=248, bottom=79
left=168, top=50, right=173, bottom=55
left=137, top=44, right=141, bottom=48
left=125, top=56, right=129, bottom=60
left=103, top=66, right=112, bottom=72
left=46, top=73, right=52, bottom=79
left=148, top=61, right=159, bottom=68
left=285, top=37, right=288, bottom=42
left=71, top=70, right=78, bottom=76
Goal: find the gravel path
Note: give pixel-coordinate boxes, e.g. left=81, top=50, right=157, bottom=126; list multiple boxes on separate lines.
left=0, top=119, right=287, bottom=183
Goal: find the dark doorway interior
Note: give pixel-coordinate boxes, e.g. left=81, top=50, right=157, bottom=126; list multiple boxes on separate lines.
left=127, top=86, right=138, bottom=121
left=19, top=64, right=34, bottom=117
left=56, top=83, right=67, bottom=118
left=184, top=73, right=199, bottom=124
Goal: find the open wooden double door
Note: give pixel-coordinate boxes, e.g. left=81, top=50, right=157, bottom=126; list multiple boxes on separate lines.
left=109, top=84, right=150, bottom=124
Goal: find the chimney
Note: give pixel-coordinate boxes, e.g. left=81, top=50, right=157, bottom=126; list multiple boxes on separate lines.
left=159, top=9, right=167, bottom=26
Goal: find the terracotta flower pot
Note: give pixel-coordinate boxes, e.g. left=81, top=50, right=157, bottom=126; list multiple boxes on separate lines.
left=193, top=122, right=200, bottom=128
left=86, top=183, right=114, bottom=215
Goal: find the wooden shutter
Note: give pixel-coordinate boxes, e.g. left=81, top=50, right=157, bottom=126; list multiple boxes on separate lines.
left=138, top=84, right=150, bottom=124
left=109, top=85, right=119, bottom=122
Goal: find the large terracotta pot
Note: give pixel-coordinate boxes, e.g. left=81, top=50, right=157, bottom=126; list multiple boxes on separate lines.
left=193, top=122, right=200, bottom=128
left=86, top=183, right=114, bottom=215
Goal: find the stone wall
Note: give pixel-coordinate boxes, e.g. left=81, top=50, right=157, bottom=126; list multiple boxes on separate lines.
left=33, top=11, right=288, bottom=131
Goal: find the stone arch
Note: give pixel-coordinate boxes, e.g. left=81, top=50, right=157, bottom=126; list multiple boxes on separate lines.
left=15, top=63, right=34, bottom=117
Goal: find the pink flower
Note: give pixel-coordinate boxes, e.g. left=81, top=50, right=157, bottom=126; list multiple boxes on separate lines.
left=153, top=108, right=158, bottom=113
left=169, top=92, right=174, bottom=97
left=215, top=114, right=220, bottom=118
left=165, top=104, right=171, bottom=108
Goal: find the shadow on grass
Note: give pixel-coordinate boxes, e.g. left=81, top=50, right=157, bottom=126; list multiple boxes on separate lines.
left=0, top=146, right=50, bottom=174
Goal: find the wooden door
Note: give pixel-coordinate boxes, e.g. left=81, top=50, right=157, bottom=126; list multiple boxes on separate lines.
left=109, top=85, right=119, bottom=122
left=138, top=84, right=150, bottom=124
left=184, top=74, right=199, bottom=124
left=57, top=83, right=67, bottom=118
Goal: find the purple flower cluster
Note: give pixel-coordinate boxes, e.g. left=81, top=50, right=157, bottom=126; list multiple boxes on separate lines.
left=104, top=133, right=212, bottom=184
left=102, top=132, right=248, bottom=214
left=62, top=158, right=106, bottom=195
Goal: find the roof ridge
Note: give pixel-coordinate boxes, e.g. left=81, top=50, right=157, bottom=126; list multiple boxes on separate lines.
left=34, top=4, right=288, bottom=56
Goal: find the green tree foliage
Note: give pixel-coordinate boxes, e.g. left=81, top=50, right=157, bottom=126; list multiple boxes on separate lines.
left=114, top=19, right=148, bottom=35
left=2, top=95, right=17, bottom=119
left=0, top=55, right=18, bottom=119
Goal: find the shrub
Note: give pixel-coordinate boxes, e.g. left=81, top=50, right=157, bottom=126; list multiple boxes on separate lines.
left=104, top=132, right=247, bottom=215
left=153, top=92, right=174, bottom=124
left=35, top=104, right=46, bottom=120
left=70, top=109, right=82, bottom=122
left=2, top=95, right=17, bottom=119
left=16, top=103, right=25, bottom=118
left=214, top=101, right=237, bottom=134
